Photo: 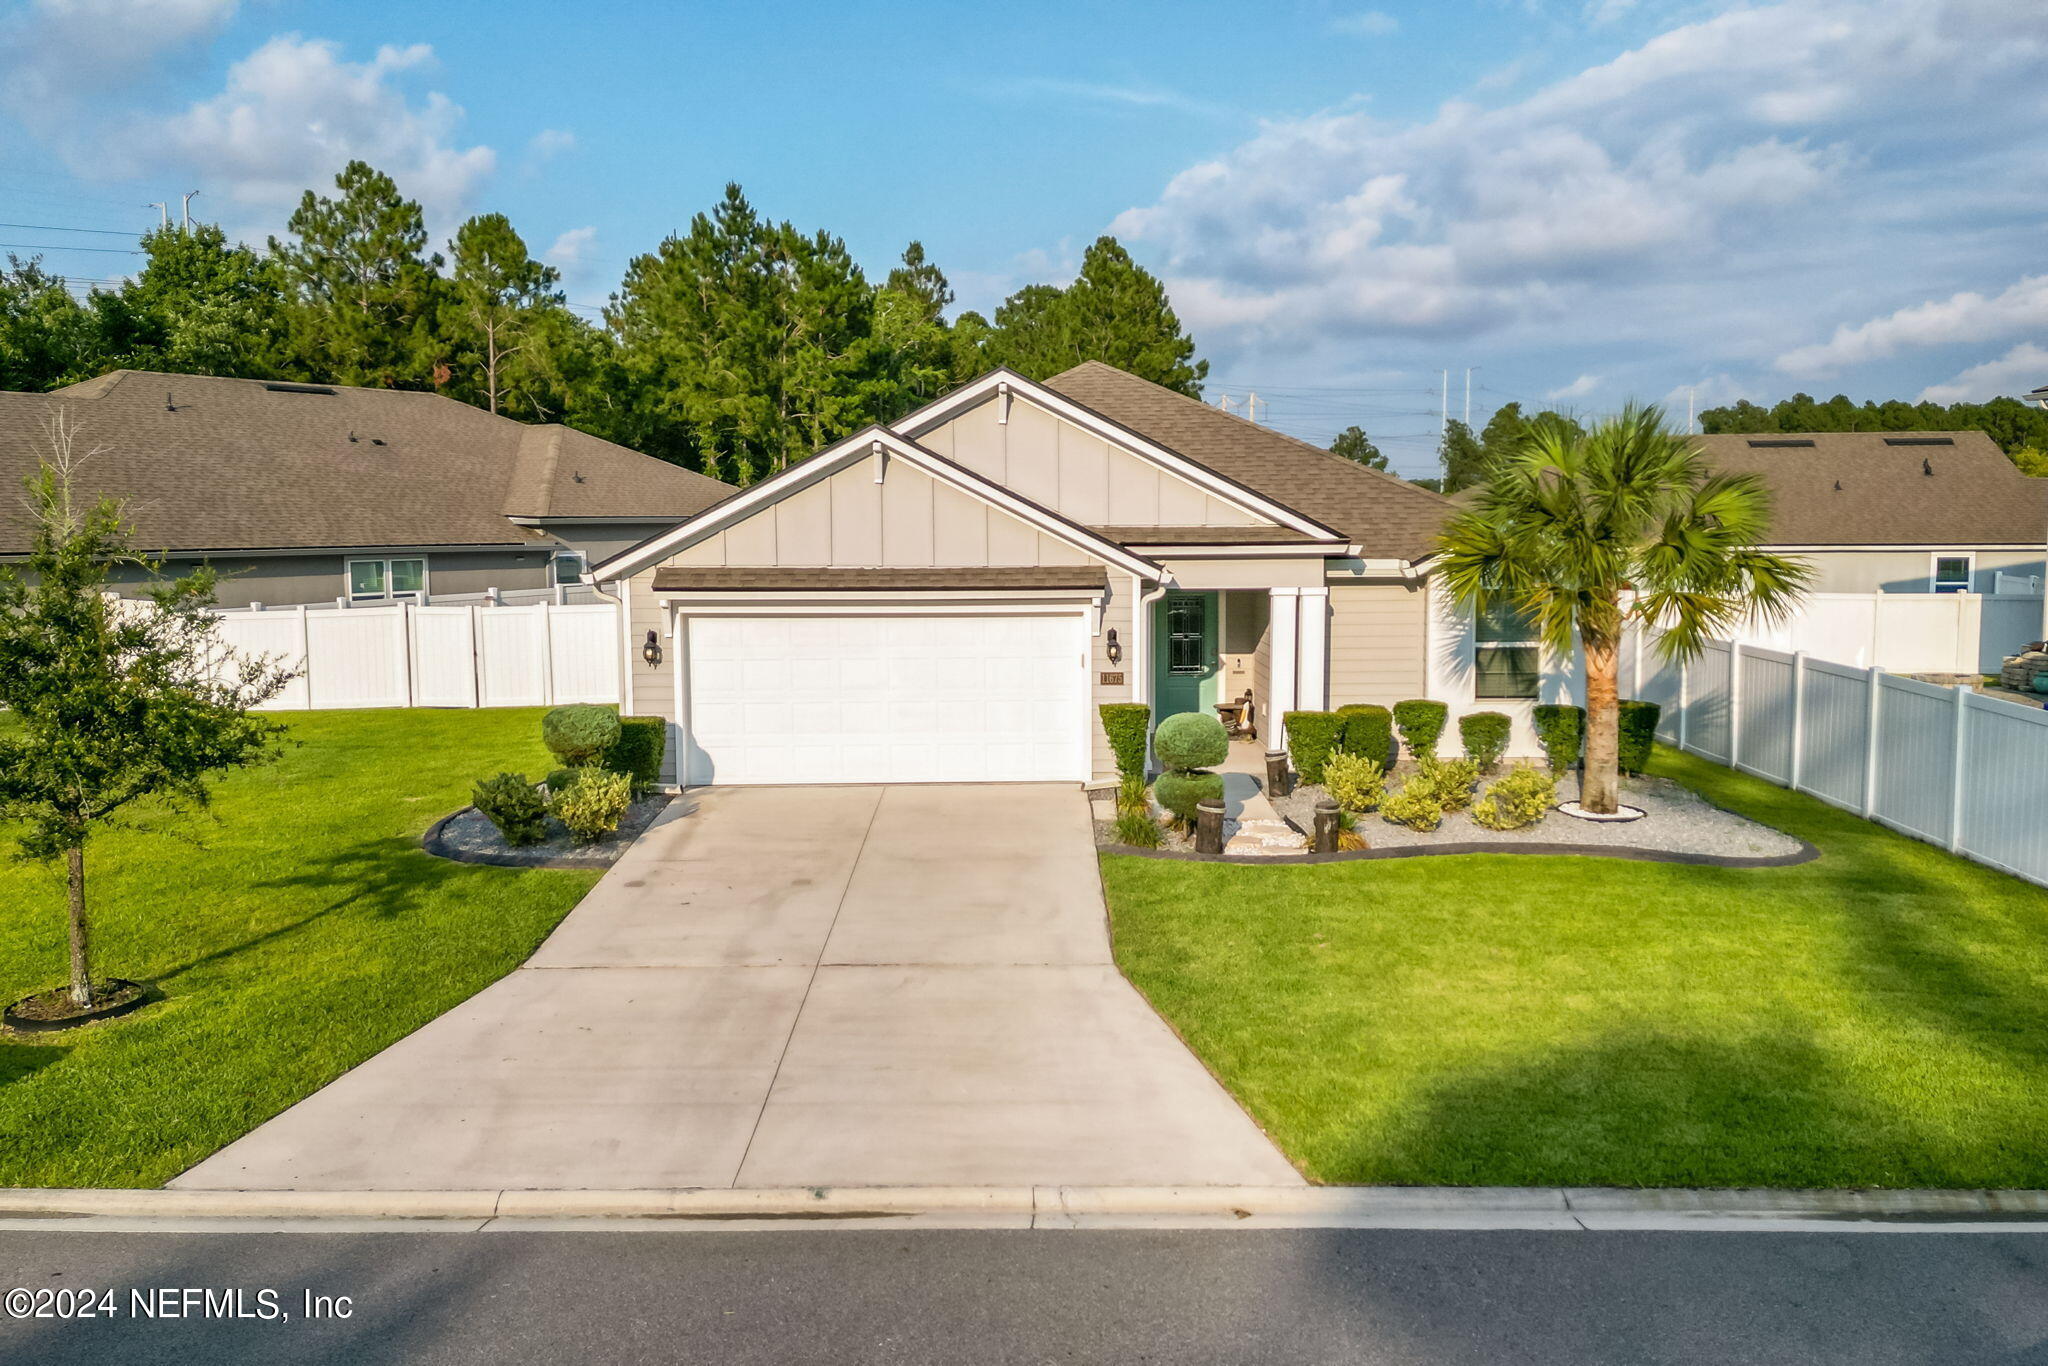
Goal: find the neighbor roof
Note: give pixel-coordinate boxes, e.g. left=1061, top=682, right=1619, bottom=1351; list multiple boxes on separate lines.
left=0, top=370, right=732, bottom=555
left=1686, top=431, right=2048, bottom=546
left=1044, top=361, right=1455, bottom=560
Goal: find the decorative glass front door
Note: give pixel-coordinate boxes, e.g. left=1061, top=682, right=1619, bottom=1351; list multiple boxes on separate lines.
left=1154, top=592, right=1218, bottom=722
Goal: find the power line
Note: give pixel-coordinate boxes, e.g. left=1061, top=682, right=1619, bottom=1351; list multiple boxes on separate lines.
left=0, top=242, right=145, bottom=254
left=0, top=221, right=143, bottom=237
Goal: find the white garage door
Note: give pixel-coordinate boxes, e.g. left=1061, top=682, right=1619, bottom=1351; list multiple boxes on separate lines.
left=684, top=613, right=1088, bottom=785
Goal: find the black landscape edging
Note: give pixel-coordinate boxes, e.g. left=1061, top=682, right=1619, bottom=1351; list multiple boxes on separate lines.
left=1099, top=831, right=1820, bottom=870
left=422, top=796, right=671, bottom=871
left=4, top=978, right=155, bottom=1033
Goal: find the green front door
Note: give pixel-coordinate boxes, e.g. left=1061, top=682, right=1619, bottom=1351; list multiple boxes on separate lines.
left=1155, top=592, right=1219, bottom=722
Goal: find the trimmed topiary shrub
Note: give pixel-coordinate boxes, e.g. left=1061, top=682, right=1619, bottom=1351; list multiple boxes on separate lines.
left=1423, top=756, right=1481, bottom=812
left=604, top=715, right=666, bottom=792
left=1618, top=699, right=1661, bottom=775
left=1154, top=770, right=1224, bottom=823
left=1336, top=703, right=1395, bottom=771
left=550, top=767, right=633, bottom=843
left=543, top=704, right=621, bottom=767
left=1283, top=710, right=1346, bottom=785
left=1472, top=763, right=1557, bottom=830
left=1532, top=704, right=1585, bottom=774
left=1459, top=711, right=1512, bottom=771
left=1382, top=777, right=1444, bottom=832
left=1154, top=711, right=1228, bottom=773
left=1099, top=703, right=1152, bottom=779
left=473, top=772, right=548, bottom=847
left=1322, top=751, right=1386, bottom=814
left=1392, top=699, right=1449, bottom=762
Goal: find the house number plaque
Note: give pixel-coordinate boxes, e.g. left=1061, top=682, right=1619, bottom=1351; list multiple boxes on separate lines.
left=1100, top=671, right=1124, bottom=686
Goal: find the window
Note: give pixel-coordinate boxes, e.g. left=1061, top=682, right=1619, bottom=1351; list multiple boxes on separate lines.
left=1931, top=554, right=1974, bottom=594
left=551, top=550, right=587, bottom=587
left=1474, top=603, right=1540, bottom=700
left=346, top=556, right=427, bottom=602
left=1166, top=595, right=1207, bottom=675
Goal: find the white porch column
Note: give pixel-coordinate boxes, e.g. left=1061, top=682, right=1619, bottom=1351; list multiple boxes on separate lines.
left=1269, top=587, right=1300, bottom=743
left=1297, top=586, right=1330, bottom=712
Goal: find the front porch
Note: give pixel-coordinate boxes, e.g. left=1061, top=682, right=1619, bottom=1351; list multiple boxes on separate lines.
left=1147, top=585, right=1331, bottom=747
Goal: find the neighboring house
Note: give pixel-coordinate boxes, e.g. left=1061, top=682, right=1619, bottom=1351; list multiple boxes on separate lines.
left=1688, top=431, right=2048, bottom=595
left=0, top=370, right=732, bottom=608
left=593, top=362, right=1565, bottom=787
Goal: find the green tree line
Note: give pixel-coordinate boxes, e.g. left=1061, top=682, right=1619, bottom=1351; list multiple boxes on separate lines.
left=1702, top=392, right=2048, bottom=472
left=0, top=164, right=1207, bottom=486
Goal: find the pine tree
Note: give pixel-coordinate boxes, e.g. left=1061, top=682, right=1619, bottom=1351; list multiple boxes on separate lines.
left=1438, top=418, right=1487, bottom=493
left=1329, top=425, right=1387, bottom=470
left=271, top=161, right=442, bottom=389
left=440, top=213, right=563, bottom=416
left=108, top=225, right=289, bottom=379
left=983, top=238, right=1207, bottom=395
left=871, top=242, right=957, bottom=418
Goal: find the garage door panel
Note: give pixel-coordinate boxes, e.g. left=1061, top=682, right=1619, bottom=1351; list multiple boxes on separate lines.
left=685, top=613, right=1085, bottom=785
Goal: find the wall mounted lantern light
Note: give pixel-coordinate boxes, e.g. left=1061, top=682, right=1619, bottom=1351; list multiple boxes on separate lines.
left=1105, top=628, right=1122, bottom=665
left=642, top=630, right=663, bottom=668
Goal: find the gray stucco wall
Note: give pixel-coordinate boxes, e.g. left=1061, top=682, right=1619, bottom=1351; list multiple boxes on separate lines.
left=1792, top=548, right=2044, bottom=594
left=91, top=547, right=555, bottom=608
left=538, top=521, right=682, bottom=566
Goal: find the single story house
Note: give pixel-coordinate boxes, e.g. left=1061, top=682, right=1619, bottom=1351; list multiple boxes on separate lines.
left=0, top=369, right=732, bottom=608
left=592, top=362, right=1571, bottom=787
left=1689, top=431, right=2047, bottom=595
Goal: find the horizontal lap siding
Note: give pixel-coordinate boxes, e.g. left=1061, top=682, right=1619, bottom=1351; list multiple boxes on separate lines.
left=1327, top=583, right=1426, bottom=707
left=1091, top=586, right=1135, bottom=777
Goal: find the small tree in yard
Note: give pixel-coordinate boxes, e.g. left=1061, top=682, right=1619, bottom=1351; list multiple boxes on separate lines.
left=0, top=415, right=292, bottom=1012
left=1437, top=405, right=1809, bottom=815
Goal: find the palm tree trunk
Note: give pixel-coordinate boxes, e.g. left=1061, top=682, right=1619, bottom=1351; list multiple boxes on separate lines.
left=1581, top=631, right=1621, bottom=815
left=66, top=844, right=93, bottom=1011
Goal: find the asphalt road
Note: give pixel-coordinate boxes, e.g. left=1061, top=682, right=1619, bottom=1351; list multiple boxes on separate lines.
left=2, top=1228, right=2046, bottom=1365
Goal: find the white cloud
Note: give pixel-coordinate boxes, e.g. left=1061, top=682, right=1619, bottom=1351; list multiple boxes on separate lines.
left=543, top=226, right=598, bottom=282
left=0, top=0, right=241, bottom=127
left=1110, top=0, right=2048, bottom=394
left=1331, top=10, right=1399, bottom=36
left=527, top=128, right=575, bottom=158
left=119, top=35, right=496, bottom=237
left=1777, top=275, right=2048, bottom=377
left=1917, top=342, right=2048, bottom=405
left=1547, top=373, right=1600, bottom=400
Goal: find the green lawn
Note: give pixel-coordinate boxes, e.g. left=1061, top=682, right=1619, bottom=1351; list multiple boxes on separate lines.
left=1103, top=749, right=2048, bottom=1189
left=0, top=709, right=599, bottom=1188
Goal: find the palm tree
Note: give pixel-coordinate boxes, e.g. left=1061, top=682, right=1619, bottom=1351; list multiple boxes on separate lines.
left=1436, top=405, right=1810, bottom=814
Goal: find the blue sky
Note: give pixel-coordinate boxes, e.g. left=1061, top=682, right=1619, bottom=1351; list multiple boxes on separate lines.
left=2, top=0, right=2045, bottom=477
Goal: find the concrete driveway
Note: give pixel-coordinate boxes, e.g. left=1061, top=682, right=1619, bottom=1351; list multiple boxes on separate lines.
left=175, top=785, right=1300, bottom=1191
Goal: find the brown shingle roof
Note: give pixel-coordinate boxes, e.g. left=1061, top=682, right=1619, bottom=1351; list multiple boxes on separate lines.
left=0, top=370, right=733, bottom=554
left=1090, top=525, right=1321, bottom=545
left=1044, top=361, right=1455, bottom=560
left=1686, top=432, right=2048, bottom=546
left=651, top=566, right=1109, bottom=592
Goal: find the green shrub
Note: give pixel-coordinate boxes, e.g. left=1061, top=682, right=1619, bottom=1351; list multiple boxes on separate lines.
left=1392, top=699, right=1449, bottom=762
left=1423, top=756, right=1480, bottom=812
left=1099, top=703, right=1152, bottom=778
left=1322, top=751, right=1386, bottom=814
left=604, top=715, right=666, bottom=791
left=1117, top=773, right=1150, bottom=816
left=1154, top=770, right=1224, bottom=823
left=1283, top=710, right=1346, bottom=784
left=549, top=767, right=633, bottom=843
left=543, top=767, right=584, bottom=795
left=1336, top=704, right=1395, bottom=770
left=472, top=772, right=548, bottom=847
left=1459, top=711, right=1512, bottom=771
left=1532, top=704, right=1585, bottom=774
left=1112, top=807, right=1164, bottom=848
left=1471, top=764, right=1558, bottom=830
left=542, top=704, right=621, bottom=766
left=1382, top=777, right=1444, bottom=832
left=1618, top=700, right=1662, bottom=775
left=1154, top=711, right=1228, bottom=773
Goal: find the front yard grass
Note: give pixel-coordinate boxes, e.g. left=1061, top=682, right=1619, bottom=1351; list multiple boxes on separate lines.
left=0, top=709, right=599, bottom=1188
left=1103, top=748, right=2048, bottom=1188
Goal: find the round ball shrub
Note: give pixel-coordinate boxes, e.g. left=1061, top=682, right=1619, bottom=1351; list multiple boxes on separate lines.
left=1322, top=751, right=1386, bottom=814
left=543, top=704, right=621, bottom=766
left=1153, top=770, right=1224, bottom=823
left=472, top=772, right=547, bottom=847
left=1154, top=711, right=1228, bottom=773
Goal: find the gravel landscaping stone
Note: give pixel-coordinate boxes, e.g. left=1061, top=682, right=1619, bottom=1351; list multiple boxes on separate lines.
left=427, top=794, right=672, bottom=869
left=1272, top=767, right=1804, bottom=860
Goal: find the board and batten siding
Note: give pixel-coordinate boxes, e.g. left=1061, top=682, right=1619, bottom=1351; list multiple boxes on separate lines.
left=1327, top=581, right=1428, bottom=706
left=917, top=394, right=1270, bottom=530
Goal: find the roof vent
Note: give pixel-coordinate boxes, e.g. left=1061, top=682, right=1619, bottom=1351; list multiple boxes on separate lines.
left=370, top=438, right=386, bottom=446
left=1924, top=458, right=1935, bottom=477
left=1746, top=437, right=1815, bottom=447
left=264, top=381, right=337, bottom=396
left=1883, top=436, right=1953, bottom=446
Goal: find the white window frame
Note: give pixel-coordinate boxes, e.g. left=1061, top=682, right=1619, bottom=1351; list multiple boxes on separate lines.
left=1473, top=603, right=1542, bottom=701
left=550, top=549, right=588, bottom=587
left=346, top=555, right=429, bottom=603
left=1929, top=552, right=1975, bottom=594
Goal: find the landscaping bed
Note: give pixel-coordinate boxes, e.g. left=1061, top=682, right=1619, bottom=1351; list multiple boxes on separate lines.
left=1101, top=746, right=2048, bottom=1189
left=428, top=794, right=672, bottom=869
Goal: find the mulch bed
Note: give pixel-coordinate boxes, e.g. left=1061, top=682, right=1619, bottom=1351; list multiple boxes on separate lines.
left=5, top=978, right=152, bottom=1032
left=423, top=794, right=672, bottom=870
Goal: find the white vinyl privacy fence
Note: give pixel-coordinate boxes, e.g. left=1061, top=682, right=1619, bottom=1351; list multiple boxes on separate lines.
left=1624, top=635, right=2048, bottom=889
left=1722, top=591, right=2045, bottom=674
left=211, top=601, right=621, bottom=711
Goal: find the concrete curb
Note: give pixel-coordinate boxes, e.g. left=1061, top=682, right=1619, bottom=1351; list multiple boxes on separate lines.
left=7, top=1185, right=2048, bottom=1231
